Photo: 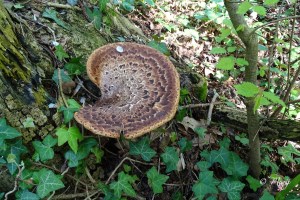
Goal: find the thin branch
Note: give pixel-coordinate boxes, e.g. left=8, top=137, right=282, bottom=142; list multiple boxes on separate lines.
left=4, top=162, right=25, bottom=200
left=251, top=15, right=300, bottom=35
left=207, top=91, right=219, bottom=126
left=179, top=102, right=223, bottom=109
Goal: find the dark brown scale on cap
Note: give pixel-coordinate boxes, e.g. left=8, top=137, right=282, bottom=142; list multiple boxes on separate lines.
left=74, top=42, right=180, bottom=139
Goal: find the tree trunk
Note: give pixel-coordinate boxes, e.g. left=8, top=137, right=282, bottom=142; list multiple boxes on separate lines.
left=224, top=1, right=261, bottom=178
left=0, top=1, right=108, bottom=143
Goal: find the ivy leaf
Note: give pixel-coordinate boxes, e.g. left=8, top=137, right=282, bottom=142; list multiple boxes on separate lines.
left=262, top=91, right=285, bottom=106
left=192, top=171, right=220, bottom=199
left=246, top=175, right=262, bottom=192
left=22, top=117, right=35, bottom=128
left=54, top=45, right=69, bottom=61
left=18, top=190, right=39, bottom=200
left=252, top=5, right=266, bottom=16
left=34, top=168, right=64, bottom=198
left=52, top=69, right=72, bottom=85
left=109, top=172, right=137, bottom=199
left=0, top=118, right=22, bottom=142
left=42, top=9, right=68, bottom=29
left=178, top=137, right=192, bottom=153
left=210, top=47, right=226, bottom=54
left=161, top=147, right=179, bottom=172
left=237, top=1, right=252, bottom=15
left=5, top=139, right=28, bottom=174
left=129, top=137, right=156, bottom=161
left=55, top=126, right=83, bottom=153
left=64, top=57, right=86, bottom=75
left=65, top=150, right=79, bottom=167
left=218, top=178, right=245, bottom=200
left=264, top=0, right=279, bottom=6
left=260, top=190, right=275, bottom=200
left=77, top=138, right=98, bottom=160
left=194, top=127, right=207, bottom=138
left=146, top=167, right=169, bottom=194
left=225, top=152, right=249, bottom=178
left=236, top=58, right=249, bottom=67
left=58, top=99, right=81, bottom=123
left=32, top=135, right=57, bottom=162
left=278, top=143, right=300, bottom=164
left=147, top=40, right=170, bottom=56
left=196, top=161, right=212, bottom=171
left=234, top=82, right=259, bottom=97
left=91, top=147, right=104, bottom=163
left=216, top=56, right=235, bottom=70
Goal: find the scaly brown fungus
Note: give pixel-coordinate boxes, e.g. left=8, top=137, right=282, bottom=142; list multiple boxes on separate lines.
left=74, top=42, right=180, bottom=139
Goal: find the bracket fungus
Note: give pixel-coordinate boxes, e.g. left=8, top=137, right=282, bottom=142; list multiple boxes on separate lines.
left=74, top=42, right=180, bottom=139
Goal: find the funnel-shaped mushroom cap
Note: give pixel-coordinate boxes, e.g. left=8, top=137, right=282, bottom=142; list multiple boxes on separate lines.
left=74, top=42, right=180, bottom=139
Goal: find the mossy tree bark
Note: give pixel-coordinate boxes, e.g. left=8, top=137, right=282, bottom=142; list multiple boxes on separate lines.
left=0, top=1, right=107, bottom=143
left=224, top=1, right=261, bottom=178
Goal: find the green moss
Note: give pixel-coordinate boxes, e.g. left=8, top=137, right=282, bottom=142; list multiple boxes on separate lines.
left=32, top=87, right=47, bottom=105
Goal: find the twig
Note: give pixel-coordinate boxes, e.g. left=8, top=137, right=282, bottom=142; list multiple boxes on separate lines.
left=207, top=90, right=219, bottom=126
left=286, top=99, right=300, bottom=105
left=85, top=167, right=96, bottom=184
left=251, top=15, right=300, bottom=35
left=47, top=191, right=55, bottom=200
left=105, top=157, right=152, bottom=184
left=46, top=2, right=81, bottom=10
left=179, top=102, right=223, bottom=109
left=83, top=191, right=99, bottom=200
left=4, top=162, right=25, bottom=200
left=58, top=68, right=68, bottom=107
left=52, top=192, right=93, bottom=199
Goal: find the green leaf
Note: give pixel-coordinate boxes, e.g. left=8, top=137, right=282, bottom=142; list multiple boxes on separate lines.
left=99, top=0, right=109, bottom=12
left=5, top=139, right=28, bottom=174
left=196, top=161, right=211, bottom=171
left=122, top=1, right=135, bottom=12
left=109, top=172, right=137, bottom=198
left=252, top=5, right=266, bottom=16
left=216, top=56, right=235, bottom=70
left=55, top=126, right=83, bottom=153
left=0, top=118, right=22, bottom=141
left=146, top=167, right=169, bottom=194
left=13, top=4, right=24, bottom=9
left=147, top=40, right=170, bottom=56
left=65, top=150, right=79, bottom=167
left=278, top=143, right=300, bottom=164
left=18, top=190, right=39, bottom=200
left=225, top=152, right=249, bottom=178
left=59, top=99, right=80, bottom=123
left=260, top=190, right=275, bottom=200
left=234, top=82, right=259, bottom=97
left=161, top=147, right=179, bottom=173
left=218, top=178, right=245, bottom=200
left=91, top=147, right=104, bottom=163
left=35, top=168, right=64, bottom=198
left=210, top=47, right=226, bottom=54
left=218, top=28, right=231, bottom=42
left=276, top=174, right=300, bottom=200
left=184, top=29, right=199, bottom=40
left=77, top=138, right=98, bottom=160
left=194, top=127, right=207, bottom=138
left=262, top=91, right=285, bottom=106
left=237, top=1, right=252, bottom=15
left=52, top=69, right=72, bottom=85
left=129, top=137, right=156, bottom=162
left=32, top=135, right=57, bottom=162
left=54, top=45, right=69, bottom=61
left=145, top=0, right=155, bottom=6
left=264, top=0, right=279, bottom=6
left=178, top=137, right=192, bottom=152
left=42, top=8, right=68, bottom=29
left=22, top=117, right=35, bottom=128
left=192, top=171, right=220, bottom=199
left=227, top=46, right=237, bottom=53
left=246, top=175, right=262, bottom=192
left=64, top=57, right=86, bottom=75
left=236, top=58, right=249, bottom=67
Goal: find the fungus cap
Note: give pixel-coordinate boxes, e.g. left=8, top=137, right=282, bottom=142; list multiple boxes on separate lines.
left=74, top=42, right=180, bottom=139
